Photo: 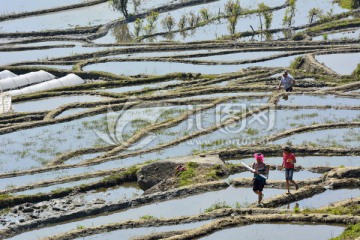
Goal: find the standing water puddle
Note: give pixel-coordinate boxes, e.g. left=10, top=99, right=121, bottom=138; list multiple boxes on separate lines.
left=14, top=41, right=83, bottom=47
left=178, top=93, right=271, bottom=100
left=13, top=177, right=103, bottom=196
left=56, top=108, right=90, bottom=119
left=313, top=28, right=360, bottom=41
left=315, top=53, right=360, bottom=75
left=97, top=79, right=182, bottom=93
left=228, top=170, right=322, bottom=181
left=186, top=51, right=287, bottom=61
left=279, top=188, right=360, bottom=209
left=200, top=223, right=345, bottom=240
left=98, top=50, right=222, bottom=59
left=0, top=46, right=108, bottom=66
left=0, top=3, right=121, bottom=32
left=278, top=95, right=360, bottom=106
left=24, top=65, right=74, bottom=71
left=7, top=187, right=284, bottom=240
left=94, top=0, right=285, bottom=44
left=274, top=128, right=360, bottom=148
left=82, top=183, right=143, bottom=204
left=0, top=105, right=189, bottom=175
left=0, top=0, right=87, bottom=15
left=73, top=221, right=211, bottom=240
left=144, top=108, right=360, bottom=156
left=13, top=95, right=110, bottom=112
left=83, top=55, right=302, bottom=75
left=0, top=112, right=113, bottom=172
left=152, top=0, right=345, bottom=43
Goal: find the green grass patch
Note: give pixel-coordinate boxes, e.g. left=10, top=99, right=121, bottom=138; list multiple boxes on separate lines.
left=205, top=164, right=225, bottom=180
left=76, top=225, right=86, bottom=230
left=178, top=162, right=199, bottom=187
left=140, top=215, right=156, bottom=220
left=0, top=194, right=12, bottom=200
left=102, top=166, right=139, bottom=184
left=353, top=63, right=360, bottom=80
left=294, top=206, right=301, bottom=213
left=50, top=187, right=72, bottom=195
left=335, top=0, right=357, bottom=9
left=290, top=56, right=304, bottom=70
left=303, top=205, right=360, bottom=216
left=306, top=17, right=360, bottom=36
left=245, top=128, right=259, bottom=136
left=293, top=113, right=319, bottom=120
left=204, top=201, right=232, bottom=213
left=330, top=223, right=360, bottom=240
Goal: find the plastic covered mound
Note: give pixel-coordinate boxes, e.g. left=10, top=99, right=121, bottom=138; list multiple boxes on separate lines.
left=0, top=70, right=17, bottom=80
left=8, top=74, right=85, bottom=96
left=0, top=93, right=12, bottom=114
left=0, top=70, right=55, bottom=91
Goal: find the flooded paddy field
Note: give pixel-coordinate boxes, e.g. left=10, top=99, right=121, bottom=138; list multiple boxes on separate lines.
left=0, top=0, right=359, bottom=239
left=200, top=223, right=346, bottom=240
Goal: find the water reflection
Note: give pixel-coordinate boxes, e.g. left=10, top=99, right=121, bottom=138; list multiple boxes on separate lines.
left=286, top=202, right=299, bottom=210
left=180, top=30, right=188, bottom=40
left=282, top=29, right=293, bottom=39
left=132, top=0, right=141, bottom=14
left=112, top=23, right=134, bottom=43
left=265, top=32, right=273, bottom=41
left=190, top=28, right=197, bottom=36
left=165, top=32, right=175, bottom=41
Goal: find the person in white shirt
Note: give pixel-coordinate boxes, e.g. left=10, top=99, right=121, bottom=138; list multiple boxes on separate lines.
left=277, top=71, right=295, bottom=92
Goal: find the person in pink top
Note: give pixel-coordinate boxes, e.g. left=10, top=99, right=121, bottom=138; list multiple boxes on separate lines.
left=251, top=153, right=269, bottom=206
left=280, top=146, right=299, bottom=194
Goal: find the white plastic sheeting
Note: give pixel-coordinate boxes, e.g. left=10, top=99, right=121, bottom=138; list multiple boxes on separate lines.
left=0, top=70, right=55, bottom=91
left=8, top=74, right=85, bottom=96
left=0, top=93, right=12, bottom=114
left=0, top=70, right=17, bottom=80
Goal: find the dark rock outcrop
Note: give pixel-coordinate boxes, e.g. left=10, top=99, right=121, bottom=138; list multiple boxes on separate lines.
left=137, top=155, right=226, bottom=191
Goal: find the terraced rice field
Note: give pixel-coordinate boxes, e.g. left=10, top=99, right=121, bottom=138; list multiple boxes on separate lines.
left=0, top=0, right=359, bottom=239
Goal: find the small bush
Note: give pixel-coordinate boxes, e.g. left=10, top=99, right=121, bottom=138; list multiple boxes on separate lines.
left=76, top=225, right=86, bottom=230
left=225, top=0, right=241, bottom=16
left=134, top=18, right=143, bottom=37
left=144, top=11, right=159, bottom=35
left=308, top=8, right=323, bottom=24
left=161, top=15, right=175, bottom=32
left=199, top=8, right=210, bottom=21
left=258, top=3, right=272, bottom=30
left=290, top=56, right=303, bottom=70
left=132, top=0, right=141, bottom=13
left=102, top=166, right=139, bottom=183
left=187, top=12, right=200, bottom=27
left=205, top=201, right=231, bottom=212
left=178, top=15, right=187, bottom=30
left=293, top=206, right=301, bottom=213
left=292, top=32, right=306, bottom=41
left=112, top=0, right=129, bottom=18
left=353, top=63, right=360, bottom=80
left=187, top=161, right=200, bottom=168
